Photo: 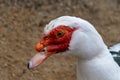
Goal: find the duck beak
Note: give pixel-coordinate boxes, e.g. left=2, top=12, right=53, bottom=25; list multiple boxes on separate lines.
left=28, top=42, right=54, bottom=69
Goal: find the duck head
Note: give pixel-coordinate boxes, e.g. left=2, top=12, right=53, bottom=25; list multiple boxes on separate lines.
left=28, top=16, right=107, bottom=68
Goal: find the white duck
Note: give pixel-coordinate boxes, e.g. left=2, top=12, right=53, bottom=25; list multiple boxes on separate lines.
left=28, top=16, right=120, bottom=80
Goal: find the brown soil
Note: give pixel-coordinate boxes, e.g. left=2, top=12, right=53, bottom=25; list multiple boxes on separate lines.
left=0, top=0, right=120, bottom=80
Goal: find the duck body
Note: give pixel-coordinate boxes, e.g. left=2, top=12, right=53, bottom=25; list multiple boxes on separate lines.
left=109, top=43, right=120, bottom=66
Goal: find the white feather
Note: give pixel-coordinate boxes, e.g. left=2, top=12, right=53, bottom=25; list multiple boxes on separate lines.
left=109, top=43, right=120, bottom=52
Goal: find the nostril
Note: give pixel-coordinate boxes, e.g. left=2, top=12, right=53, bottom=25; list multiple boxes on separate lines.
left=42, top=49, right=45, bottom=52
left=42, top=47, right=47, bottom=52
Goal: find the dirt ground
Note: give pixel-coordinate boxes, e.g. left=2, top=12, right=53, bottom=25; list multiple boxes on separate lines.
left=0, top=0, right=120, bottom=80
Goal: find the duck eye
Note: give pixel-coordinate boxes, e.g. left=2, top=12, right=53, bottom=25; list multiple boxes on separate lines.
left=57, top=31, right=64, bottom=37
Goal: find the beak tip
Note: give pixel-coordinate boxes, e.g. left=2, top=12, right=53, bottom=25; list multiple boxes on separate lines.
left=27, top=61, right=33, bottom=69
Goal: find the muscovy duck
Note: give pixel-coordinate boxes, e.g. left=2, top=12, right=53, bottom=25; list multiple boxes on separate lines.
left=28, top=16, right=120, bottom=80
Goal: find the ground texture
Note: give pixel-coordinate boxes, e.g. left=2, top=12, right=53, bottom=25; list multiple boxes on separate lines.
left=0, top=0, right=120, bottom=80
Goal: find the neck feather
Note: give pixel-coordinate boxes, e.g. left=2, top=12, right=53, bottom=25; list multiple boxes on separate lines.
left=77, top=49, right=120, bottom=80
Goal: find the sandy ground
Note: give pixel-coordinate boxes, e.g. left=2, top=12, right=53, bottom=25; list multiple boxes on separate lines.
left=0, top=0, right=120, bottom=80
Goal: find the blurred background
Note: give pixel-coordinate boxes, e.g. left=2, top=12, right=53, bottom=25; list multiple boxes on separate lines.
left=0, top=0, right=120, bottom=80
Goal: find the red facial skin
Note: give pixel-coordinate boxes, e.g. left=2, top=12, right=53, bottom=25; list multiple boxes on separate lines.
left=28, top=25, right=77, bottom=69
left=36, top=25, right=77, bottom=54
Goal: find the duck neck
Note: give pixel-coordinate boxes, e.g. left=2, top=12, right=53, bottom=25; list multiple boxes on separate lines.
left=77, top=50, right=120, bottom=80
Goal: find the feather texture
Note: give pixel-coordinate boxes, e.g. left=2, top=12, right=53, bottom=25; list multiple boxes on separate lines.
left=109, top=43, right=120, bottom=66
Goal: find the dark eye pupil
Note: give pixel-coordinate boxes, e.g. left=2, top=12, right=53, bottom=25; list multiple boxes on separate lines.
left=57, top=31, right=64, bottom=37
left=58, top=32, right=62, bottom=35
